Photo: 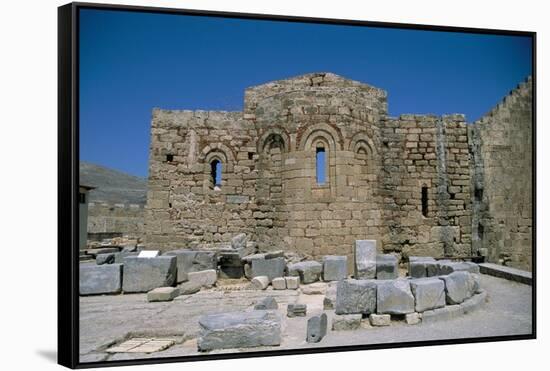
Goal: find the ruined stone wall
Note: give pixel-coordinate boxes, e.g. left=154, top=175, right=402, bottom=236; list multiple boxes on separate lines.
left=144, top=72, right=531, bottom=267
left=145, top=110, right=260, bottom=250
left=469, top=77, right=533, bottom=271
left=87, top=202, right=145, bottom=237
left=379, top=115, right=472, bottom=259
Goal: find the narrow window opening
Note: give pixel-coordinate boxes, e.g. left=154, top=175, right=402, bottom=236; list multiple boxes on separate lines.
left=211, top=159, right=222, bottom=187
left=475, top=187, right=483, bottom=201
left=421, top=186, right=428, bottom=217
left=79, top=193, right=86, bottom=204
left=248, top=152, right=254, bottom=160
left=166, top=154, right=174, bottom=162
left=478, top=223, right=484, bottom=240
left=316, top=147, right=326, bottom=185
left=168, top=202, right=172, bottom=208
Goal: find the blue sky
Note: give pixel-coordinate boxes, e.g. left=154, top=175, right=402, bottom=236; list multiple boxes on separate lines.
left=79, top=8, right=532, bottom=178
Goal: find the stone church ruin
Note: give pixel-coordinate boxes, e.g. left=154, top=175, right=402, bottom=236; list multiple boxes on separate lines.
left=144, top=72, right=532, bottom=271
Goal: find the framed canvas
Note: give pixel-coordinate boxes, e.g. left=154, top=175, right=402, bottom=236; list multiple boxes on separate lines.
left=58, top=2, right=536, bottom=369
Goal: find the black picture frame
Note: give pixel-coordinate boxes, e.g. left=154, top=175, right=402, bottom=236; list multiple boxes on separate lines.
left=58, top=2, right=536, bottom=369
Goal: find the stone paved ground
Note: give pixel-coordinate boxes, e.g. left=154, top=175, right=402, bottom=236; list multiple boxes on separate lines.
left=79, top=274, right=532, bottom=363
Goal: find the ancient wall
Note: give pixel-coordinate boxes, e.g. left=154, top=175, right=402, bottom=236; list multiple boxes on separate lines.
left=144, top=72, right=531, bottom=267
left=379, top=114, right=472, bottom=260
left=469, top=77, right=533, bottom=270
left=87, top=202, right=145, bottom=238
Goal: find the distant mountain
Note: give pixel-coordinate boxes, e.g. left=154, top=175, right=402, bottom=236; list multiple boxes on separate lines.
left=80, top=161, right=147, bottom=205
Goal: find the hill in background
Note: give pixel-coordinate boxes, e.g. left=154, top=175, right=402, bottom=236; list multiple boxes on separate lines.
left=80, top=161, right=147, bottom=205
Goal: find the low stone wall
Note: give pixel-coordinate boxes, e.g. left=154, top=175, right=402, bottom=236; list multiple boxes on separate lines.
left=87, top=202, right=145, bottom=238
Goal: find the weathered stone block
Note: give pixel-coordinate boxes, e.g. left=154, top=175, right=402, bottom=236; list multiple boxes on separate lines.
left=288, top=261, right=322, bottom=283
left=405, top=312, right=421, bottom=325
left=251, top=257, right=286, bottom=282
left=408, top=256, right=436, bottom=278
left=332, top=314, right=362, bottom=331
left=80, top=263, right=122, bottom=295
left=460, top=291, right=487, bottom=314
left=96, top=253, right=115, bottom=265
left=254, top=297, right=278, bottom=310
left=147, top=287, right=179, bottom=302
left=231, top=233, right=248, bottom=249
left=187, top=269, right=217, bottom=288
left=287, top=303, right=307, bottom=317
left=335, top=279, right=377, bottom=315
left=322, top=255, right=348, bottom=281
left=272, top=277, right=286, bottom=290
left=218, top=251, right=244, bottom=279
left=439, top=271, right=475, bottom=305
left=354, top=240, right=377, bottom=279
left=376, top=254, right=398, bottom=280
left=285, top=276, right=300, bottom=290
left=376, top=279, right=415, bottom=314
left=197, top=311, right=281, bottom=351
left=301, top=282, right=327, bottom=295
left=323, top=282, right=338, bottom=310
left=410, top=277, right=446, bottom=312
left=251, top=276, right=269, bottom=290
left=165, top=250, right=216, bottom=283
left=369, top=313, right=391, bottom=326
left=422, top=305, right=464, bottom=324
left=307, top=313, right=327, bottom=343
left=122, top=256, right=177, bottom=293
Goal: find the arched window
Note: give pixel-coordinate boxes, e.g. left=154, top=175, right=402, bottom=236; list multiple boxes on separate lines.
left=210, top=159, right=222, bottom=187
left=316, top=145, right=326, bottom=185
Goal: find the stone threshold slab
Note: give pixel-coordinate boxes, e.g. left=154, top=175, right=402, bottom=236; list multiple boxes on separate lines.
left=478, top=263, right=532, bottom=285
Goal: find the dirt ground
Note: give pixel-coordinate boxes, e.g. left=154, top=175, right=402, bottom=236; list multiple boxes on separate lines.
left=79, top=274, right=532, bottom=363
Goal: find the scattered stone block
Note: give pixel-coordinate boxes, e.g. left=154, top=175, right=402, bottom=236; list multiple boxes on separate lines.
left=408, top=256, right=436, bottom=278
left=301, top=282, right=327, bottom=295
left=231, top=233, right=248, bottom=249
left=113, top=251, right=138, bottom=264
left=187, top=269, right=217, bottom=288
left=376, top=279, right=415, bottom=314
left=165, top=250, right=216, bottom=283
left=265, top=250, right=284, bottom=259
left=122, top=256, right=177, bottom=293
left=178, top=281, right=201, bottom=295
left=376, top=254, right=398, bottom=279
left=147, top=287, right=179, bottom=302
left=422, top=305, right=464, bottom=324
left=287, top=303, right=307, bottom=317
left=354, top=240, right=377, bottom=279
left=86, top=247, right=120, bottom=257
left=218, top=252, right=244, bottom=279
left=439, top=271, right=476, bottom=305
left=324, top=282, right=337, bottom=310
left=332, top=314, right=362, bottom=331
left=322, top=255, right=348, bottom=281
left=254, top=297, right=278, bottom=310
left=335, top=279, right=377, bottom=315
left=288, top=261, right=323, bottom=284
left=307, top=313, right=328, bottom=343
left=437, top=261, right=480, bottom=275
left=251, top=276, right=270, bottom=290
left=96, top=253, right=115, bottom=265
left=405, top=312, right=422, bottom=325
left=369, top=313, right=391, bottom=326
left=138, top=250, right=159, bottom=258
left=197, top=310, right=281, bottom=351
left=272, top=277, right=286, bottom=290
left=80, top=263, right=122, bottom=295
left=285, top=276, right=300, bottom=290
left=460, top=291, right=488, bottom=314
left=410, top=277, right=446, bottom=312
left=251, top=257, right=286, bottom=282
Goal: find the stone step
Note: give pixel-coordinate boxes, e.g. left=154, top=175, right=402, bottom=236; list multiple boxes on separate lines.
left=478, top=263, right=532, bottom=285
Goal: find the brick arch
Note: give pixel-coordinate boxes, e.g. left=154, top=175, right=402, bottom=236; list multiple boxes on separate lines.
left=257, top=128, right=291, bottom=153
left=298, top=123, right=343, bottom=151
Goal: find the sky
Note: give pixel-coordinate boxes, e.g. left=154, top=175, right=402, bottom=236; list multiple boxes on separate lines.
left=79, top=8, right=532, bottom=178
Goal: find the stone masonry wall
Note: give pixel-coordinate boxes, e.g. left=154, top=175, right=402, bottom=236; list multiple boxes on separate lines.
left=469, top=77, right=533, bottom=270
left=87, top=202, right=145, bottom=237
left=144, top=72, right=531, bottom=268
